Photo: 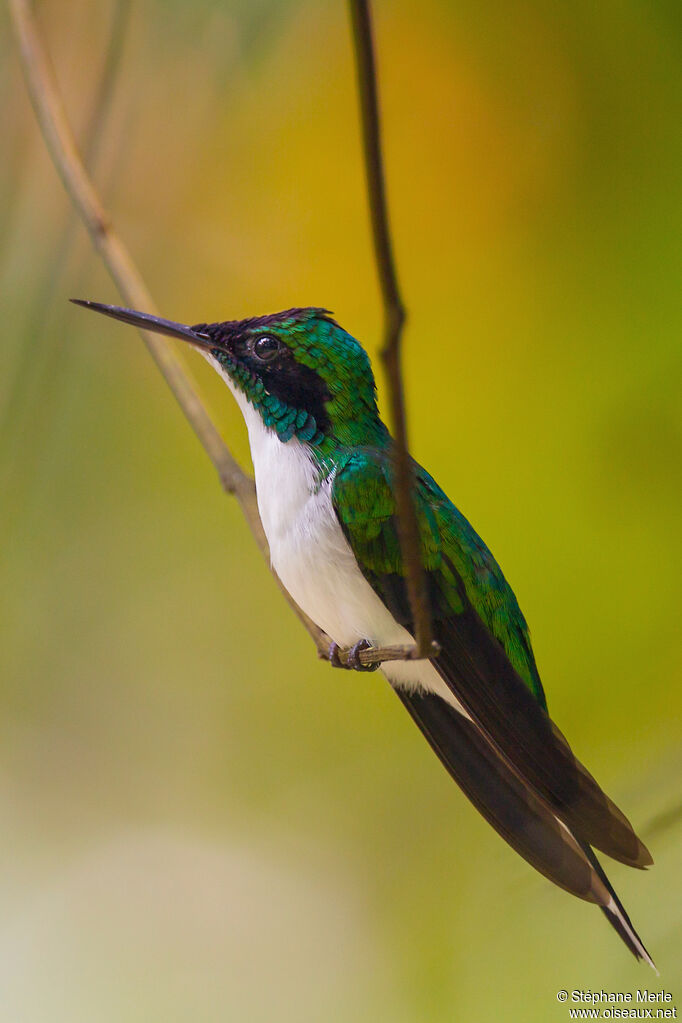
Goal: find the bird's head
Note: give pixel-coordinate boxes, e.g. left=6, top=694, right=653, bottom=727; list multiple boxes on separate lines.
left=72, top=301, right=386, bottom=450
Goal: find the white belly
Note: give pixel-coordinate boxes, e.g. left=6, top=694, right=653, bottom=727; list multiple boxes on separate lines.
left=212, top=364, right=463, bottom=708
left=252, top=433, right=459, bottom=705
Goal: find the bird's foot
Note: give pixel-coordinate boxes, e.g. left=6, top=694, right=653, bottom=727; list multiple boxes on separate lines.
left=328, top=638, right=379, bottom=672
left=347, top=638, right=380, bottom=671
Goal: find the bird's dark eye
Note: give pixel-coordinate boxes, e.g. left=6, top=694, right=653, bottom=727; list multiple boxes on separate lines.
left=253, top=335, right=281, bottom=362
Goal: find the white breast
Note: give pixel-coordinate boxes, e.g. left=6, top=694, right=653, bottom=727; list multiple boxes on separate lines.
left=211, top=360, right=464, bottom=709
left=243, top=399, right=402, bottom=647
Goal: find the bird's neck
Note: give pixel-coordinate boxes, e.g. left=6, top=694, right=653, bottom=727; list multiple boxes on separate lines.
left=248, top=410, right=385, bottom=492
left=208, top=357, right=392, bottom=551
left=315, top=414, right=389, bottom=468
left=208, top=349, right=389, bottom=471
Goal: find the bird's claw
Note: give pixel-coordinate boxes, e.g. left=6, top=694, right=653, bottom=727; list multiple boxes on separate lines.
left=347, top=638, right=379, bottom=671
left=328, top=641, right=346, bottom=669
left=328, top=638, right=379, bottom=672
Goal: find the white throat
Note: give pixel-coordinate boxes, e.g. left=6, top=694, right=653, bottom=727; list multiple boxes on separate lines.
left=206, top=355, right=467, bottom=712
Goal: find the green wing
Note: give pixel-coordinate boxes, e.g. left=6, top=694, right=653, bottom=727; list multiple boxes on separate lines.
left=331, top=448, right=651, bottom=870
left=332, top=447, right=545, bottom=704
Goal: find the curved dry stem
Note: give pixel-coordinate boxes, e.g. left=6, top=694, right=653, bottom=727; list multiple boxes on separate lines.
left=8, top=0, right=437, bottom=671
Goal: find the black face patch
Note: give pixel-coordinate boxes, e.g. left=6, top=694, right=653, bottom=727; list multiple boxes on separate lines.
left=192, top=313, right=332, bottom=436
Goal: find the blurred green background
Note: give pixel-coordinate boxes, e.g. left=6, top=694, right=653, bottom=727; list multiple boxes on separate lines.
left=2, top=1, right=681, bottom=1019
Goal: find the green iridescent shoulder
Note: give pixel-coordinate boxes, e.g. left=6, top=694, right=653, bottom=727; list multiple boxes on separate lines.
left=332, top=450, right=546, bottom=708
left=416, top=467, right=546, bottom=707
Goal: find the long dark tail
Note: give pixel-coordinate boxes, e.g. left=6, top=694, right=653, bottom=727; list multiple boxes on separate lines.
left=582, top=844, right=657, bottom=972
left=396, top=687, right=657, bottom=970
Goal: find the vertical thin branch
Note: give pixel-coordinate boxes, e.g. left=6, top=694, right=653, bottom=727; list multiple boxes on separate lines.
left=348, top=0, right=435, bottom=656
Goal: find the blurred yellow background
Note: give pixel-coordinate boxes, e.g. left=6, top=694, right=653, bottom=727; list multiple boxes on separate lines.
left=2, top=1, right=681, bottom=1019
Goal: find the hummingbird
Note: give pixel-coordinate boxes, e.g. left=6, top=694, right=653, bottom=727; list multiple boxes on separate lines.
left=73, top=299, right=655, bottom=969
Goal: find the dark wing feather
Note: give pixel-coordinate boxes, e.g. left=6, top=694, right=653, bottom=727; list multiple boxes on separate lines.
left=434, top=597, right=651, bottom=868
left=332, top=450, right=652, bottom=869
left=397, top=688, right=655, bottom=967
left=396, top=688, right=606, bottom=902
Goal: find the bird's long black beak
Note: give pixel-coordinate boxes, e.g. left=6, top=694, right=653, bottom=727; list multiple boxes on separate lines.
left=71, top=299, right=213, bottom=349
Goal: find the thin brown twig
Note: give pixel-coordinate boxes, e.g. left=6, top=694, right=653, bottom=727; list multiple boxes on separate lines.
left=8, top=0, right=434, bottom=670
left=348, top=0, right=435, bottom=657
left=8, top=2, right=235, bottom=486
left=7, top=0, right=322, bottom=642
